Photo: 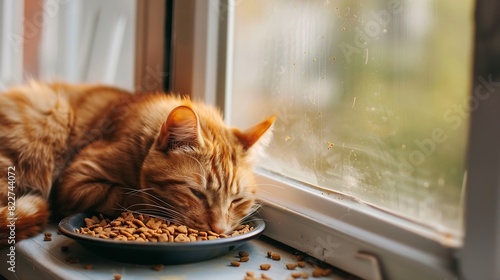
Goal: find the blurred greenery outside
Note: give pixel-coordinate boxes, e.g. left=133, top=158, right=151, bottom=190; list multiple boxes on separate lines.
left=230, top=0, right=473, bottom=235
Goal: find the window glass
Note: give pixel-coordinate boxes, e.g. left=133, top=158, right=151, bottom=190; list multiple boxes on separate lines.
left=229, top=0, right=473, bottom=235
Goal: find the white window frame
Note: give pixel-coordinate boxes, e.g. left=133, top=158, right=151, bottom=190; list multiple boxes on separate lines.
left=169, top=0, right=498, bottom=279
left=0, top=0, right=24, bottom=90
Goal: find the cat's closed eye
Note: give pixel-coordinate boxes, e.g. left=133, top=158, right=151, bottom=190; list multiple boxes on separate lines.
left=190, top=188, right=206, bottom=200
left=231, top=197, right=244, bottom=205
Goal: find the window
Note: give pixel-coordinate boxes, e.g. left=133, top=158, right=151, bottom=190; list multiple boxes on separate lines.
left=230, top=0, right=472, bottom=238
left=0, top=0, right=168, bottom=92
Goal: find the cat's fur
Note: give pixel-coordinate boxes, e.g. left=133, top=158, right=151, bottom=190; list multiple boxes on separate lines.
left=0, top=82, right=274, bottom=245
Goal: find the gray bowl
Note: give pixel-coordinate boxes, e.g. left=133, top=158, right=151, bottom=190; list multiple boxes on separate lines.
left=58, top=212, right=265, bottom=264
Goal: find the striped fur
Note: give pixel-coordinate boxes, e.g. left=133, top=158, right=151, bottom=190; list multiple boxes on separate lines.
left=0, top=82, right=274, bottom=245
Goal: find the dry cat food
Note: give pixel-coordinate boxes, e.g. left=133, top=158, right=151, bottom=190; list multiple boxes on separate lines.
left=312, top=267, right=332, bottom=277
left=290, top=271, right=309, bottom=279
left=260, top=263, right=271, bottom=270
left=151, top=264, right=164, bottom=271
left=76, top=212, right=253, bottom=242
left=43, top=232, right=52, bottom=241
left=239, top=251, right=250, bottom=257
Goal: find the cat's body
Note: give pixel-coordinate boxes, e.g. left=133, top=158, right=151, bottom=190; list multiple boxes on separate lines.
left=0, top=82, right=274, bottom=245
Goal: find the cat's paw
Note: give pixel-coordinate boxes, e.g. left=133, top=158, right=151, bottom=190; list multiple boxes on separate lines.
left=0, top=195, right=50, bottom=245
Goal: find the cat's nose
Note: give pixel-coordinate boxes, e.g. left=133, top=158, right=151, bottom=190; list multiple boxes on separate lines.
left=209, top=222, right=226, bottom=234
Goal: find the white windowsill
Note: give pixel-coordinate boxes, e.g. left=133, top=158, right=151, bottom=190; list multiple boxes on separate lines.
left=254, top=168, right=458, bottom=280
left=0, top=223, right=352, bottom=280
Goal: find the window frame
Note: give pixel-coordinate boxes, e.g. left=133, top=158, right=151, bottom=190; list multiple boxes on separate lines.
left=0, top=0, right=24, bottom=89
left=169, top=0, right=498, bottom=279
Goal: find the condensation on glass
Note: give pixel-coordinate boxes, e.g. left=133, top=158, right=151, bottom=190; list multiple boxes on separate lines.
left=229, top=0, right=473, bottom=235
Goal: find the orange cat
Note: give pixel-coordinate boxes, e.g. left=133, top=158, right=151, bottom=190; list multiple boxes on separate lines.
left=0, top=82, right=274, bottom=245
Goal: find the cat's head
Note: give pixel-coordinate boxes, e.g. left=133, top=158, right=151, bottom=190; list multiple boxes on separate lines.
left=140, top=104, right=275, bottom=233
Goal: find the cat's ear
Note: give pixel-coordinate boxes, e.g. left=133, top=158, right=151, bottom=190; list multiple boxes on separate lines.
left=157, top=105, right=204, bottom=151
left=234, top=115, right=276, bottom=150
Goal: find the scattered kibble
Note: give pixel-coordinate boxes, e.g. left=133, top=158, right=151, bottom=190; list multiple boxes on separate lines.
left=231, top=261, right=241, bottom=267
left=76, top=212, right=254, bottom=242
left=260, top=263, right=271, bottom=270
left=239, top=251, right=250, bottom=257
left=286, top=263, right=298, bottom=270
left=151, top=264, right=164, bottom=271
left=312, top=268, right=322, bottom=278
left=43, top=232, right=52, bottom=241
left=271, top=253, right=281, bottom=261
left=320, top=268, right=332, bottom=276
left=83, top=264, right=93, bottom=270
left=297, top=261, right=306, bottom=268
left=312, top=267, right=332, bottom=277
left=291, top=271, right=310, bottom=279
left=113, top=274, right=122, bottom=280
left=240, top=256, right=250, bottom=262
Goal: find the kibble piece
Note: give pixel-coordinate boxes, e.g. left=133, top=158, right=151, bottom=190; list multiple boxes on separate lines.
left=43, top=236, right=52, bottom=241
left=239, top=251, right=250, bottom=257
left=312, top=268, right=323, bottom=277
left=246, top=271, right=255, bottom=277
left=320, top=268, right=332, bottom=276
left=291, top=272, right=303, bottom=278
left=207, top=230, right=219, bottom=237
left=177, top=225, right=188, bottom=234
left=151, top=264, right=164, bottom=271
left=297, top=261, right=306, bottom=268
left=84, top=264, right=93, bottom=270
left=240, top=256, right=250, bottom=262
left=286, top=263, right=298, bottom=270
left=231, top=261, right=241, bottom=267
left=267, top=251, right=273, bottom=258
left=113, top=273, right=122, bottom=280
left=174, top=233, right=190, bottom=242
left=271, top=253, right=281, bottom=261
left=260, top=263, right=271, bottom=270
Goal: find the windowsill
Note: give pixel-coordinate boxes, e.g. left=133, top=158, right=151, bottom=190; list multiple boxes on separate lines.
left=0, top=223, right=351, bottom=280
left=254, top=169, right=458, bottom=280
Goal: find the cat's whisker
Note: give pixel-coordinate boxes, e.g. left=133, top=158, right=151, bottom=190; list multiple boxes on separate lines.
left=125, top=203, right=189, bottom=223
left=122, top=187, right=178, bottom=210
